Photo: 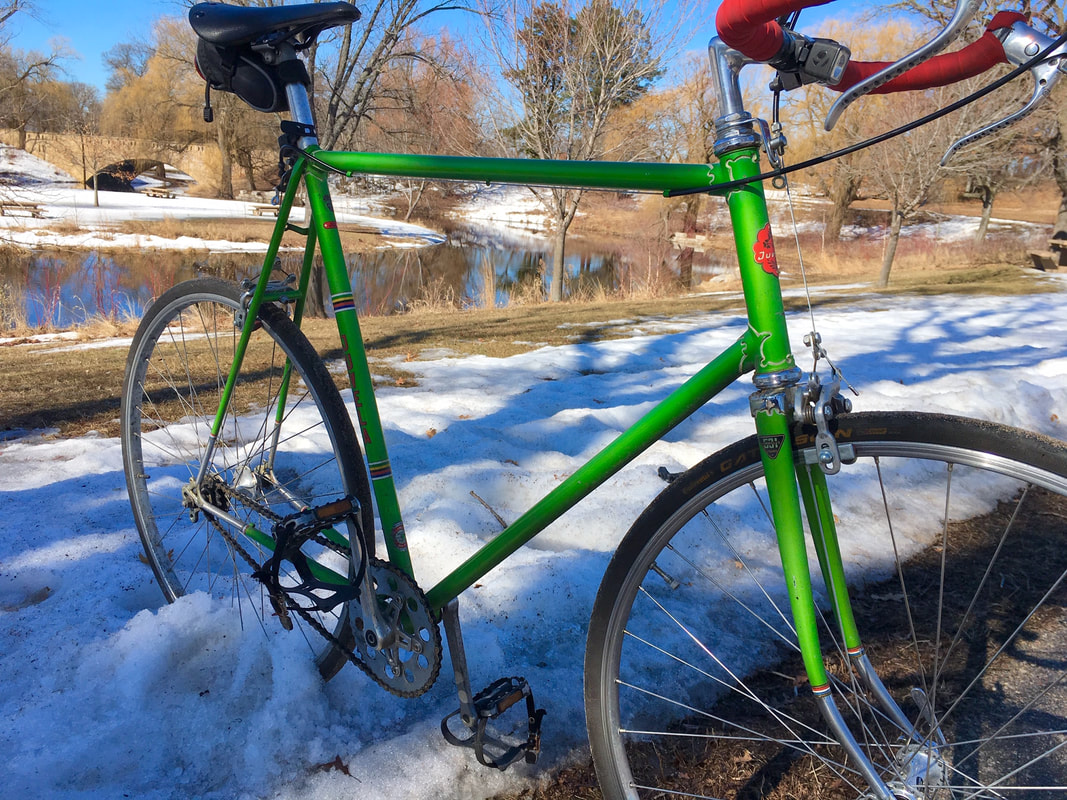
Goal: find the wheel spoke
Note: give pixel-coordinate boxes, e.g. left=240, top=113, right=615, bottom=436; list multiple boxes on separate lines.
left=587, top=412, right=1067, bottom=800
left=122, top=280, right=372, bottom=681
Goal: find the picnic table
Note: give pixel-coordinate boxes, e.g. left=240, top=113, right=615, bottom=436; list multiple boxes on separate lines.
left=1030, top=237, right=1067, bottom=271
left=0, top=200, right=45, bottom=218
left=1049, top=237, right=1067, bottom=264
left=143, top=187, right=176, bottom=199
left=251, top=203, right=280, bottom=217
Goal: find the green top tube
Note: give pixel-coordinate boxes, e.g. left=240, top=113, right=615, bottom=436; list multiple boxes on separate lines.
left=311, top=150, right=733, bottom=196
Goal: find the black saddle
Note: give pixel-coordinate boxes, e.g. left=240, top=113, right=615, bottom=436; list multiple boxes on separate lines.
left=189, top=1, right=360, bottom=50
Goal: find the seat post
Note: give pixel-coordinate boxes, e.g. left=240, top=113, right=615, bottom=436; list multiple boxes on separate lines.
left=269, top=42, right=318, bottom=148
left=285, top=81, right=318, bottom=147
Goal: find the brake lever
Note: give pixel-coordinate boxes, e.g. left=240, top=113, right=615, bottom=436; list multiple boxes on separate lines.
left=941, top=22, right=1067, bottom=165
left=824, top=0, right=982, bottom=131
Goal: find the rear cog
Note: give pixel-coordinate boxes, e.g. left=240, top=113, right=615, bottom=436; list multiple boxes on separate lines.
left=349, top=559, right=441, bottom=697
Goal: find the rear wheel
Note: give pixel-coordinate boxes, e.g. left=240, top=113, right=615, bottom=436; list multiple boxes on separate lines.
left=586, top=412, right=1067, bottom=799
left=121, top=277, right=373, bottom=680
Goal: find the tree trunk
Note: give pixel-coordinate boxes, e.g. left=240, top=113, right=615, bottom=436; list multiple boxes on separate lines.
left=402, top=180, right=426, bottom=221
left=545, top=193, right=582, bottom=302
left=1056, top=194, right=1067, bottom=238
left=1053, top=108, right=1067, bottom=237
left=878, top=210, right=904, bottom=288
left=549, top=225, right=567, bottom=302
left=305, top=259, right=329, bottom=318
left=974, top=187, right=994, bottom=244
left=215, top=124, right=233, bottom=200
left=677, top=196, right=701, bottom=289
left=240, top=153, right=256, bottom=192
left=825, top=170, right=859, bottom=243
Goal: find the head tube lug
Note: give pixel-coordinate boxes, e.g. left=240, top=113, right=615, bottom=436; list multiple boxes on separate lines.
left=713, top=111, right=762, bottom=157
left=749, top=367, right=804, bottom=419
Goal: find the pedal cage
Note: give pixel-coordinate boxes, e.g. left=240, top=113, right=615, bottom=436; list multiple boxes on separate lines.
left=441, top=676, right=546, bottom=770
left=252, top=495, right=364, bottom=614
left=439, top=599, right=546, bottom=770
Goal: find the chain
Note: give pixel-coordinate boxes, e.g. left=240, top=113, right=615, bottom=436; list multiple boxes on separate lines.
left=199, top=483, right=434, bottom=697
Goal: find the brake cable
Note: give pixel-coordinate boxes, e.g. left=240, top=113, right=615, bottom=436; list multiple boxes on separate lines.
left=665, top=30, right=1067, bottom=199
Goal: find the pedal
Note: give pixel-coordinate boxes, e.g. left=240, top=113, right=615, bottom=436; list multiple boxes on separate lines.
left=252, top=495, right=364, bottom=615
left=441, top=676, right=546, bottom=770
left=440, top=600, right=546, bottom=770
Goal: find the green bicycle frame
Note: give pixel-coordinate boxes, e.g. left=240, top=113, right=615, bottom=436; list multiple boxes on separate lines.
left=213, top=143, right=853, bottom=692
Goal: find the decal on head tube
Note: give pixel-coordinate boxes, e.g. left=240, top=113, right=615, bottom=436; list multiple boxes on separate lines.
left=753, top=223, right=779, bottom=277
left=759, top=434, right=785, bottom=460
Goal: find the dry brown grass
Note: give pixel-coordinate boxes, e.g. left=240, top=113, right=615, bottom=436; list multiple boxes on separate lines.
left=0, top=259, right=1052, bottom=441
left=112, top=216, right=391, bottom=252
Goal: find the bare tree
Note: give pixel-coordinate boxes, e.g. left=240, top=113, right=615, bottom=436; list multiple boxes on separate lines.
left=309, top=0, right=477, bottom=149
left=57, top=83, right=112, bottom=205
left=0, top=0, right=33, bottom=43
left=484, top=0, right=691, bottom=301
left=358, top=33, right=483, bottom=218
left=607, top=55, right=721, bottom=287
left=0, top=2, right=72, bottom=147
left=855, top=76, right=1020, bottom=287
left=102, top=40, right=153, bottom=94
left=883, top=0, right=1066, bottom=234
left=0, top=48, right=67, bottom=148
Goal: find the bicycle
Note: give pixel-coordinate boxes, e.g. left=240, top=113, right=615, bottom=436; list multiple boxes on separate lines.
left=120, top=0, right=1067, bottom=797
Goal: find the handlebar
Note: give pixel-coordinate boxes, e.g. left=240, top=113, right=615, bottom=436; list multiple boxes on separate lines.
left=714, top=0, right=1065, bottom=161
left=828, top=10, right=1026, bottom=93
left=715, top=0, right=833, bottom=63
left=716, top=0, right=1019, bottom=96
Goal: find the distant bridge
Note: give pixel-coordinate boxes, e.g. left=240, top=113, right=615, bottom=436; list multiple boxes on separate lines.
left=0, top=129, right=219, bottom=193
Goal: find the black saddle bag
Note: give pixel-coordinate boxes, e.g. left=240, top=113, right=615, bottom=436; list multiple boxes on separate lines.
left=195, top=39, right=307, bottom=113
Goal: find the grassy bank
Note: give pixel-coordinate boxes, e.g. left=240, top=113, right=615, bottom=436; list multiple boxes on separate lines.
left=0, top=260, right=1058, bottom=441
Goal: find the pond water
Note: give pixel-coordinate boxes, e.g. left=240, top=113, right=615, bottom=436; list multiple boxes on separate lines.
left=0, top=222, right=729, bottom=330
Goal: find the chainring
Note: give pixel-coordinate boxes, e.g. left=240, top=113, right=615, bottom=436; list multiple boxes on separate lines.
left=348, top=558, right=442, bottom=697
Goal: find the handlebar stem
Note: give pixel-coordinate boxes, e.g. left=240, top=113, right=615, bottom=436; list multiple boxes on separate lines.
left=708, top=37, right=761, bottom=157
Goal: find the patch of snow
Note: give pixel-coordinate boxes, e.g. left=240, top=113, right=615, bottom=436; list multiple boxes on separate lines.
left=0, top=290, right=1065, bottom=799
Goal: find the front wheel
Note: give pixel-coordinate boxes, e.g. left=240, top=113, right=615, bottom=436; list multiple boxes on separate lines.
left=121, top=277, right=373, bottom=680
left=586, top=412, right=1067, bottom=799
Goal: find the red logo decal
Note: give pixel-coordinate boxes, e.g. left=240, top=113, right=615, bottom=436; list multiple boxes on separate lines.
left=753, top=224, right=779, bottom=277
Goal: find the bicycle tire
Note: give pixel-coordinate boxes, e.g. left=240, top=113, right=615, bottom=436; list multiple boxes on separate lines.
left=121, top=277, right=373, bottom=680
left=586, top=411, right=1067, bottom=799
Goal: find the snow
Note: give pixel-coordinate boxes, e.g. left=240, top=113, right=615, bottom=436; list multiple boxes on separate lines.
left=1, top=141, right=1066, bottom=798
left=1, top=283, right=1066, bottom=799
left=451, top=184, right=551, bottom=236
left=0, top=144, right=444, bottom=251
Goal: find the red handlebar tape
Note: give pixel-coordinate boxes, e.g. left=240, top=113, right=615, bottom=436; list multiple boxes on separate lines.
left=715, top=0, right=1026, bottom=93
left=832, top=11, right=1026, bottom=92
left=716, top=0, right=834, bottom=62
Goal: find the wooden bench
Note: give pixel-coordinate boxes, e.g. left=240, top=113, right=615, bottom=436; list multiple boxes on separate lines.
left=1049, top=238, right=1067, bottom=266
left=0, top=201, right=45, bottom=218
left=251, top=203, right=280, bottom=217
left=143, top=187, right=176, bottom=199
left=1029, top=238, right=1067, bottom=271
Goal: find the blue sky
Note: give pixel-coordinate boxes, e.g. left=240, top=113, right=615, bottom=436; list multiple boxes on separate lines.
left=10, top=0, right=863, bottom=93
left=10, top=0, right=171, bottom=89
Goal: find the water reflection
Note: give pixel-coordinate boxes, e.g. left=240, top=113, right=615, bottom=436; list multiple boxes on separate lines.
left=0, top=224, right=725, bottom=330
left=0, top=249, right=256, bottom=329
